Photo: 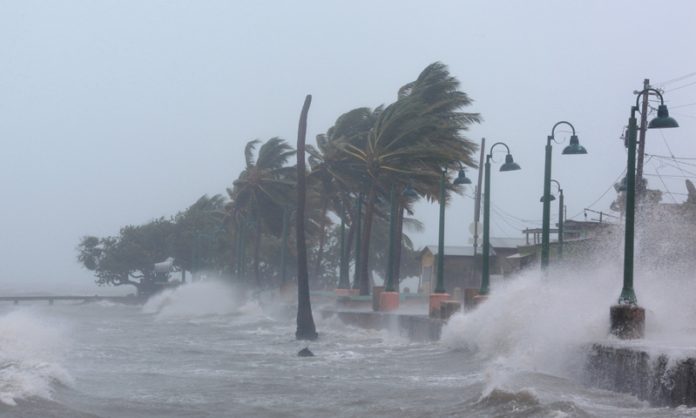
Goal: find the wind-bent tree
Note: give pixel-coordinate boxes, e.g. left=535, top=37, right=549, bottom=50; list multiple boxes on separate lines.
left=337, top=62, right=480, bottom=294
left=308, top=107, right=383, bottom=287
left=171, top=194, right=228, bottom=280
left=226, top=137, right=296, bottom=285
left=77, top=218, right=177, bottom=297
left=296, top=94, right=318, bottom=341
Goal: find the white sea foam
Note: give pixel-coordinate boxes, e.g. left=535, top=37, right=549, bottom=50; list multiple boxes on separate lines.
left=142, top=280, right=259, bottom=320
left=442, top=252, right=696, bottom=382
left=0, top=310, right=72, bottom=406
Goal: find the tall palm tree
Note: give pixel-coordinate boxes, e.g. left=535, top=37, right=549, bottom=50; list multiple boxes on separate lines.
left=227, top=137, right=296, bottom=285
left=337, top=62, right=480, bottom=295
left=308, top=107, right=383, bottom=287
left=296, top=95, right=318, bottom=341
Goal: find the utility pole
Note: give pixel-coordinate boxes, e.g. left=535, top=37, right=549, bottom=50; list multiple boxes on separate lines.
left=473, top=137, right=485, bottom=256
left=636, top=78, right=650, bottom=194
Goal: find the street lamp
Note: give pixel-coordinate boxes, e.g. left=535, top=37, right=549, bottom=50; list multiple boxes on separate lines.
left=480, top=142, right=521, bottom=297
left=434, top=167, right=472, bottom=293
left=428, top=165, right=472, bottom=317
left=611, top=88, right=678, bottom=339
left=541, top=122, right=587, bottom=268
left=540, top=180, right=564, bottom=259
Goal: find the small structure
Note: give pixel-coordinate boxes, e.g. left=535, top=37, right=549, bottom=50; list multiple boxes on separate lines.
left=419, top=238, right=528, bottom=294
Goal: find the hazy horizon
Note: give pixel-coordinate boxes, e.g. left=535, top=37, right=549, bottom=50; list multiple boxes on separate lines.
left=1, top=0, right=695, bottom=292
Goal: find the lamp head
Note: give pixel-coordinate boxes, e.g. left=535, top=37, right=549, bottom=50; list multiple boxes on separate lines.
left=648, top=105, right=679, bottom=129
left=500, top=154, right=521, bottom=172
left=540, top=194, right=556, bottom=202
left=562, top=135, right=588, bottom=155
left=453, top=168, right=472, bottom=185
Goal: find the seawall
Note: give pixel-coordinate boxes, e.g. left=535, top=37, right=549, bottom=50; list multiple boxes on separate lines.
left=585, top=343, right=696, bottom=407
left=319, top=309, right=443, bottom=342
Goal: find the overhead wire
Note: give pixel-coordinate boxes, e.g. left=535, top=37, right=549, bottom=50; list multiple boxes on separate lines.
left=665, top=80, right=696, bottom=93
left=568, top=169, right=626, bottom=220
left=656, top=71, right=696, bottom=87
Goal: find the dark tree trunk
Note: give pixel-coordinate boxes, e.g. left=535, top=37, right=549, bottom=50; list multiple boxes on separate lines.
left=312, top=197, right=329, bottom=288
left=253, top=221, right=261, bottom=287
left=295, top=95, right=318, bottom=341
left=358, top=184, right=377, bottom=296
left=393, top=203, right=404, bottom=292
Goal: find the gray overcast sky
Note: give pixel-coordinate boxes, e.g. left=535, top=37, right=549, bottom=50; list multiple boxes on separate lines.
left=1, top=0, right=695, bottom=291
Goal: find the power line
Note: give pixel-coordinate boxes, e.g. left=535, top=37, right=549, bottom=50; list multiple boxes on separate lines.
left=568, top=169, right=626, bottom=220
left=671, top=102, right=696, bottom=109
left=656, top=71, right=696, bottom=87
left=645, top=153, right=696, bottom=161
left=644, top=173, right=696, bottom=179
left=665, top=80, right=696, bottom=92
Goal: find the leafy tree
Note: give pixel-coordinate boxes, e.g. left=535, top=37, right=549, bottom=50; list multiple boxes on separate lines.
left=77, top=218, right=177, bottom=297
left=171, top=194, right=228, bottom=280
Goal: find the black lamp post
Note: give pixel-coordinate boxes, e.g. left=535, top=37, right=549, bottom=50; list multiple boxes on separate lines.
left=541, top=122, right=587, bottom=268
left=611, top=88, right=678, bottom=339
left=481, top=143, right=521, bottom=296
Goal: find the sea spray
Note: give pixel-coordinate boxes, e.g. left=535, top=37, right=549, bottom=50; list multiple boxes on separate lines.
left=142, top=280, right=266, bottom=320
left=0, top=310, right=72, bottom=406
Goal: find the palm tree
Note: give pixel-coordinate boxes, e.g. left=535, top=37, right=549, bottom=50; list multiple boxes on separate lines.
left=296, top=95, right=318, bottom=341
left=337, top=62, right=480, bottom=295
left=226, top=137, right=296, bottom=286
left=308, top=107, right=383, bottom=288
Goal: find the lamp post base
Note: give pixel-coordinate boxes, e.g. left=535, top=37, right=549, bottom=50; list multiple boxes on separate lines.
left=610, top=304, right=645, bottom=339
left=429, top=293, right=450, bottom=318
left=379, top=291, right=400, bottom=312
left=335, top=288, right=352, bottom=297
left=440, top=300, right=462, bottom=320
left=464, top=288, right=480, bottom=310
left=473, top=294, right=489, bottom=306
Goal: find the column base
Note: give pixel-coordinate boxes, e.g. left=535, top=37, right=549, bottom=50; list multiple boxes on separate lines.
left=610, top=304, right=645, bottom=339
left=440, top=300, right=462, bottom=320
left=464, top=288, right=480, bottom=310
left=473, top=294, right=489, bottom=306
left=379, top=291, right=400, bottom=312
left=372, top=286, right=385, bottom=312
left=335, top=288, right=352, bottom=298
left=429, top=293, right=450, bottom=318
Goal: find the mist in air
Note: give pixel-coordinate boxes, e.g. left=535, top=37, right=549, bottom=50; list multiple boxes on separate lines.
left=0, top=1, right=695, bottom=417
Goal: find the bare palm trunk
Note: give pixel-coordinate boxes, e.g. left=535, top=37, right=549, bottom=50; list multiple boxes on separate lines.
left=358, top=184, right=377, bottom=295
left=295, top=95, right=318, bottom=341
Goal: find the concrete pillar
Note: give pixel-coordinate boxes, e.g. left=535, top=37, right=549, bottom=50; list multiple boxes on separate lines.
left=372, top=286, right=384, bottom=312
left=610, top=305, right=645, bottom=339
left=429, top=293, right=449, bottom=318
left=440, top=301, right=461, bottom=320
left=379, top=291, right=400, bottom=312
left=463, top=288, right=479, bottom=310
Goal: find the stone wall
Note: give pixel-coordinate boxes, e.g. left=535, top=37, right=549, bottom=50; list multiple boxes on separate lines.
left=585, top=343, right=696, bottom=407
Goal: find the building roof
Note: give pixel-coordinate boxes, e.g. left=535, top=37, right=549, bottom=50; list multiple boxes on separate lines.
left=422, top=245, right=496, bottom=257
left=489, top=237, right=528, bottom=249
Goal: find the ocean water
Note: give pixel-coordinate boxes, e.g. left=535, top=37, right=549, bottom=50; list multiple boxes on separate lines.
left=1, top=276, right=696, bottom=418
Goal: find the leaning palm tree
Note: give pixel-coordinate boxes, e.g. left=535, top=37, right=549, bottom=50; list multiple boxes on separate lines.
left=296, top=95, right=318, bottom=341
left=226, top=137, right=296, bottom=285
left=337, top=62, right=480, bottom=295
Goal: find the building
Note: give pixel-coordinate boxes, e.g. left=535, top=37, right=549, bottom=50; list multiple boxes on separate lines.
left=419, top=237, right=529, bottom=294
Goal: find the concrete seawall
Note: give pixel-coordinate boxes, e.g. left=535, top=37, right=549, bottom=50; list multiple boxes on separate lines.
left=319, top=309, right=443, bottom=342
left=322, top=307, right=696, bottom=407
left=585, top=343, right=696, bottom=407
